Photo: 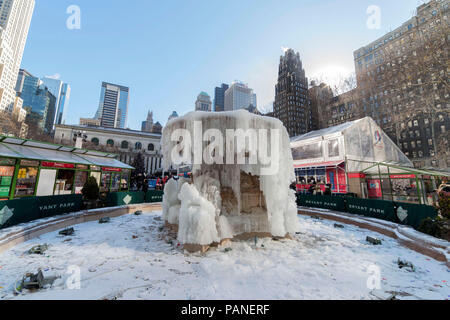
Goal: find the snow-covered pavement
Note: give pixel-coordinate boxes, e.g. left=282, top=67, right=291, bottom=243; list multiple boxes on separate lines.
left=0, top=211, right=448, bottom=300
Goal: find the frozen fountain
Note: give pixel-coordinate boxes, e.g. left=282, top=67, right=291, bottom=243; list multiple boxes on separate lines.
left=161, top=110, right=299, bottom=252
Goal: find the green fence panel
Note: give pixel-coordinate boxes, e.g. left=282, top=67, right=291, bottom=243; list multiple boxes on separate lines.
left=297, top=195, right=347, bottom=212
left=145, top=190, right=164, bottom=203
left=36, top=194, right=83, bottom=219
left=106, top=191, right=145, bottom=207
left=346, top=197, right=397, bottom=222
left=394, top=201, right=438, bottom=229
left=0, top=194, right=83, bottom=230
left=0, top=197, right=39, bottom=229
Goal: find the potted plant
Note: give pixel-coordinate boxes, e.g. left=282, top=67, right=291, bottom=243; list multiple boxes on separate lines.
left=81, top=177, right=101, bottom=209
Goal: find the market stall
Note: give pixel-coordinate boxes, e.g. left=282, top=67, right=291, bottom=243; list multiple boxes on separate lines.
left=290, top=117, right=449, bottom=204
left=0, top=135, right=134, bottom=200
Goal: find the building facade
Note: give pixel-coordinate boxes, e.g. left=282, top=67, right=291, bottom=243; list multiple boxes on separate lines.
left=224, top=82, right=257, bottom=111
left=42, top=77, right=71, bottom=127
left=195, top=92, right=212, bottom=112
left=315, top=0, right=449, bottom=168
left=141, top=111, right=154, bottom=132
left=308, top=82, right=335, bottom=130
left=54, top=124, right=163, bottom=175
left=16, top=69, right=56, bottom=133
left=0, top=0, right=34, bottom=114
left=168, top=111, right=179, bottom=122
left=214, top=83, right=229, bottom=112
left=95, top=82, right=129, bottom=129
left=273, top=49, right=310, bottom=137
left=79, top=118, right=101, bottom=127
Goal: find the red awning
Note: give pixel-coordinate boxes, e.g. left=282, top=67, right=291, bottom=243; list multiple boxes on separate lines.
left=294, top=161, right=344, bottom=169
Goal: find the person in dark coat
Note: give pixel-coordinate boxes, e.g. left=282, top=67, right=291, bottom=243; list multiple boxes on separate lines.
left=142, top=178, right=149, bottom=193
left=308, top=184, right=316, bottom=195
left=324, top=184, right=332, bottom=196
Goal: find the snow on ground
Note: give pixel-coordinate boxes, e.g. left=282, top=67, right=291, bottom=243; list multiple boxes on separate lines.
left=0, top=211, right=448, bottom=300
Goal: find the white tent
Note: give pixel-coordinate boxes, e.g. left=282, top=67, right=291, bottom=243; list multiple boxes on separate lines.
left=291, top=117, right=413, bottom=173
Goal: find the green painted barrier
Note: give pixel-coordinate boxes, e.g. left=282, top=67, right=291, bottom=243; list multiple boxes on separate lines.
left=394, top=202, right=438, bottom=229
left=297, top=195, right=347, bottom=212
left=36, top=194, right=82, bottom=219
left=346, top=198, right=397, bottom=223
left=145, top=190, right=164, bottom=203
left=0, top=194, right=83, bottom=230
left=106, top=191, right=145, bottom=207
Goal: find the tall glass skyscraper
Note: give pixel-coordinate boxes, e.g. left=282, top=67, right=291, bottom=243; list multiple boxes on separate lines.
left=95, top=82, right=129, bottom=128
left=16, top=69, right=56, bottom=133
left=214, top=83, right=229, bottom=112
left=42, top=77, right=71, bottom=127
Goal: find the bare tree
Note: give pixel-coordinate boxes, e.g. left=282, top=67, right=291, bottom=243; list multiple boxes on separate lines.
left=0, top=110, right=22, bottom=137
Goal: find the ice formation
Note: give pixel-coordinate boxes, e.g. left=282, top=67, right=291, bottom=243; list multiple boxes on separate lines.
left=162, top=110, right=299, bottom=251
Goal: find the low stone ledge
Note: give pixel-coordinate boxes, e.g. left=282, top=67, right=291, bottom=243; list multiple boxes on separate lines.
left=0, top=203, right=162, bottom=254
left=298, top=207, right=450, bottom=269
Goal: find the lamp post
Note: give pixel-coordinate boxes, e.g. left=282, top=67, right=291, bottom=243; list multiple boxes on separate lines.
left=73, top=131, right=87, bottom=149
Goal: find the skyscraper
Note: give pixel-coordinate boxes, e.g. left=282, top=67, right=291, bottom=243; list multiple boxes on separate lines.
left=141, top=111, right=154, bottom=132
left=16, top=69, right=56, bottom=133
left=224, top=82, right=257, bottom=111
left=214, top=83, right=229, bottom=112
left=195, top=92, right=212, bottom=112
left=42, top=77, right=71, bottom=127
left=273, top=49, right=310, bottom=137
left=95, top=82, right=129, bottom=128
left=0, top=0, right=35, bottom=113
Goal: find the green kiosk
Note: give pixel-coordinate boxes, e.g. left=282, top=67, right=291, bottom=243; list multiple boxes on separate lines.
left=0, top=135, right=134, bottom=201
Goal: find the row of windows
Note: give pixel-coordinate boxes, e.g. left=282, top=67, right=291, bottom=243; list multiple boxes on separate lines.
left=90, top=138, right=156, bottom=151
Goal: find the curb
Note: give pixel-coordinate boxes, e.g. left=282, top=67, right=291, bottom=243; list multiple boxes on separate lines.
left=298, top=207, right=450, bottom=269
left=0, top=203, right=162, bottom=255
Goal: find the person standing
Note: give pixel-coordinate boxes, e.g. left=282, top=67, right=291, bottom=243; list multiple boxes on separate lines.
left=142, top=178, right=149, bottom=193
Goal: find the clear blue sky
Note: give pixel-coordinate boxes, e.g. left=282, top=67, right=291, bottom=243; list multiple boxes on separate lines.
left=21, top=0, right=422, bottom=130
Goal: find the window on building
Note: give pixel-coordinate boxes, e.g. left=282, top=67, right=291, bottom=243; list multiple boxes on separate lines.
left=91, top=138, right=99, bottom=146
left=15, top=165, right=38, bottom=197
left=328, top=139, right=339, bottom=158
left=135, top=142, right=142, bottom=150
left=54, top=170, right=75, bottom=195
left=121, top=141, right=129, bottom=149
left=106, top=139, right=114, bottom=147
left=148, top=143, right=155, bottom=152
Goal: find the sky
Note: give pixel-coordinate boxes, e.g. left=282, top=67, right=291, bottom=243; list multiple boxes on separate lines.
left=21, top=0, right=423, bottom=130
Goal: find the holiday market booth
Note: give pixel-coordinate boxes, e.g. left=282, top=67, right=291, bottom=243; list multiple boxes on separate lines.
left=291, top=117, right=449, bottom=205
left=0, top=135, right=133, bottom=201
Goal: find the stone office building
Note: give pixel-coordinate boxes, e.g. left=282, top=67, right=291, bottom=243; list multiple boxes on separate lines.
left=273, top=49, right=311, bottom=137
left=54, top=124, right=163, bottom=175
left=316, top=0, right=449, bottom=168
